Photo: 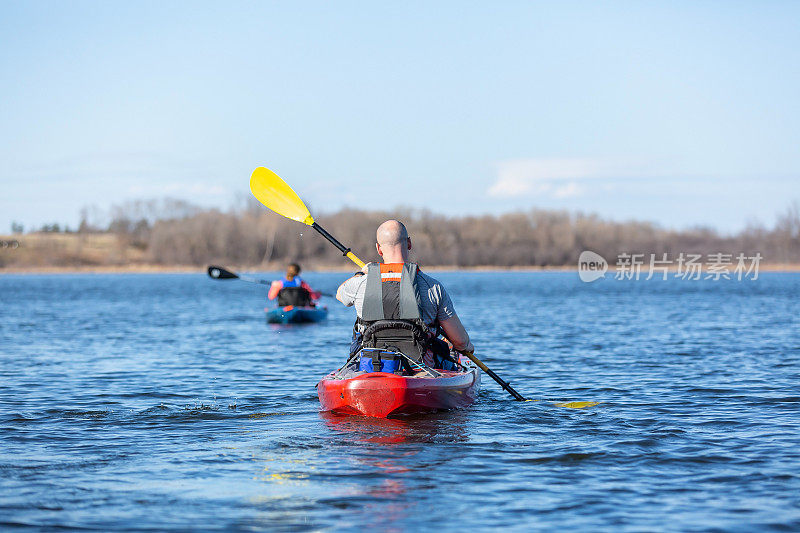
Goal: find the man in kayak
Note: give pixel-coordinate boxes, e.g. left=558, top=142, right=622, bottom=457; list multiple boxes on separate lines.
left=336, top=220, right=474, bottom=369
left=268, top=263, right=321, bottom=307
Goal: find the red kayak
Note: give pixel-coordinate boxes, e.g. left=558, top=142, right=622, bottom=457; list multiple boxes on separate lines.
left=317, top=367, right=480, bottom=418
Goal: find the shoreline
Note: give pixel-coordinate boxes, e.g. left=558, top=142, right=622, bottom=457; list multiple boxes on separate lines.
left=3, top=263, right=800, bottom=274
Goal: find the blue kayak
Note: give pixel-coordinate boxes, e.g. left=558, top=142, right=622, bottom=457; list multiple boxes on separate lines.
left=265, top=305, right=328, bottom=324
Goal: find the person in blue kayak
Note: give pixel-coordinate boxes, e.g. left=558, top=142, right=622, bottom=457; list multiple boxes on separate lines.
left=268, top=263, right=321, bottom=308
left=336, top=220, right=474, bottom=370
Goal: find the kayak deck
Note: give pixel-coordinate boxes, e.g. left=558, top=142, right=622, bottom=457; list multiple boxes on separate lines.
left=317, top=367, right=480, bottom=418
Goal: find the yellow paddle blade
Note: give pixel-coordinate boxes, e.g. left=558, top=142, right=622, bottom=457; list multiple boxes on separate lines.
left=553, top=401, right=600, bottom=409
left=250, top=167, right=315, bottom=226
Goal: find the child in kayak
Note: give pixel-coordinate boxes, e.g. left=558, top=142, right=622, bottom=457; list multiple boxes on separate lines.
left=268, top=263, right=321, bottom=307
left=336, top=220, right=474, bottom=370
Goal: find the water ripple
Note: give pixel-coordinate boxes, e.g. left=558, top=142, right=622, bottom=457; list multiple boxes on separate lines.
left=1, top=272, right=799, bottom=531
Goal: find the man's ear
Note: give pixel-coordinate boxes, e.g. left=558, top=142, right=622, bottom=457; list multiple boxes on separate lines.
left=407, top=238, right=412, bottom=251
left=376, top=242, right=383, bottom=256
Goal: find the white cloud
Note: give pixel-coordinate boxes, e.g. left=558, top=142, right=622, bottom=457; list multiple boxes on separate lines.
left=553, top=182, right=585, bottom=198
left=126, top=182, right=228, bottom=197
left=488, top=157, right=648, bottom=199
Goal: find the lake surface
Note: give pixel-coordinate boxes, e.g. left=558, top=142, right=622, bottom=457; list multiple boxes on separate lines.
left=1, top=272, right=799, bottom=531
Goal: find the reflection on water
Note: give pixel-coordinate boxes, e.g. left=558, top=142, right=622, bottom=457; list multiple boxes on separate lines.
left=320, top=410, right=471, bottom=446
left=317, top=410, right=473, bottom=530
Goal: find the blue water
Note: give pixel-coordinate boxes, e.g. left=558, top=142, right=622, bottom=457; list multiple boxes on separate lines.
left=1, top=272, right=799, bottom=531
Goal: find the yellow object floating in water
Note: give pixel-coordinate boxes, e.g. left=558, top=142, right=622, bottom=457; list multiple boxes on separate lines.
left=523, top=399, right=599, bottom=408
left=553, top=401, right=600, bottom=409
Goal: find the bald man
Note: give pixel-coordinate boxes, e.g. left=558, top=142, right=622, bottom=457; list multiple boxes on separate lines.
left=336, top=220, right=474, bottom=363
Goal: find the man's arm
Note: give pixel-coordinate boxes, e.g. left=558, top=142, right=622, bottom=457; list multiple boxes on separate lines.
left=440, top=315, right=474, bottom=353
left=336, top=270, right=366, bottom=306
left=267, top=280, right=282, bottom=300
left=300, top=280, right=321, bottom=300
left=432, top=280, right=474, bottom=353
left=335, top=282, right=352, bottom=306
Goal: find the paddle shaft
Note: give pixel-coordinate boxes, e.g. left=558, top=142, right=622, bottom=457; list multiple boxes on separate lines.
left=237, top=274, right=270, bottom=285
left=208, top=265, right=333, bottom=296
left=239, top=274, right=335, bottom=297
left=461, top=351, right=527, bottom=401
left=311, top=222, right=366, bottom=268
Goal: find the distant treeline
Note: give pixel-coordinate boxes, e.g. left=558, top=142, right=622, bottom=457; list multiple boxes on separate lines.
left=3, top=198, right=800, bottom=268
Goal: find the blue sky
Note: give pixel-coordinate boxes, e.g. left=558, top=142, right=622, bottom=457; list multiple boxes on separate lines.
left=1, top=1, right=798, bottom=233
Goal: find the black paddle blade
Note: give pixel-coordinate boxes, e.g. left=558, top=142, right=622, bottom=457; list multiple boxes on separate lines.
left=207, top=265, right=239, bottom=279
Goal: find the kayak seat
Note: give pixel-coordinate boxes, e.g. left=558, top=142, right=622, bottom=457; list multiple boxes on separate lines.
left=277, top=287, right=313, bottom=307
left=360, top=320, right=428, bottom=364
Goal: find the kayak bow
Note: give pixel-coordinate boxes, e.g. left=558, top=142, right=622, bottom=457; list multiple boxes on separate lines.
left=317, top=366, right=480, bottom=417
